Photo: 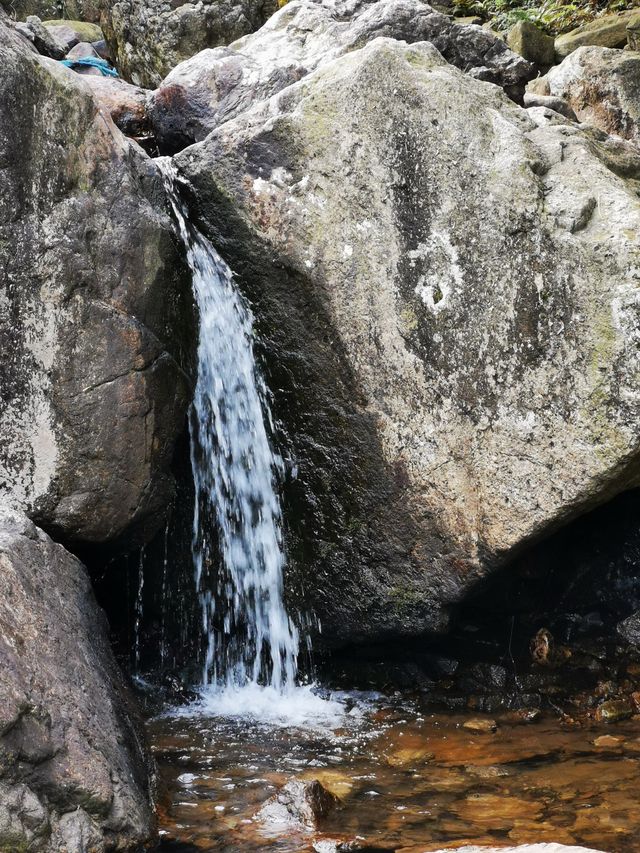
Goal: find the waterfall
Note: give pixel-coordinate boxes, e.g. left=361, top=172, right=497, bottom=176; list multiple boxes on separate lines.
left=159, top=160, right=300, bottom=694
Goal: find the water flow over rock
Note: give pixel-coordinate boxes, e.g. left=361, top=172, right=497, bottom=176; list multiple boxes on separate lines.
left=160, top=160, right=300, bottom=693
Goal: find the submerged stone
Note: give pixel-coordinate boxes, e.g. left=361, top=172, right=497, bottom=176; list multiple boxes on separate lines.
left=258, top=779, right=340, bottom=830
left=595, top=698, right=634, bottom=723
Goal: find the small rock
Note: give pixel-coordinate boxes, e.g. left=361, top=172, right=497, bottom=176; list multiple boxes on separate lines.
left=258, top=780, right=339, bottom=831
left=463, top=717, right=498, bottom=734
left=453, top=15, right=483, bottom=26
left=43, top=18, right=103, bottom=49
left=16, top=15, right=65, bottom=59
left=618, top=610, right=640, bottom=646
left=92, top=38, right=111, bottom=61
left=83, top=76, right=151, bottom=139
left=595, top=698, right=633, bottom=723
left=507, top=20, right=555, bottom=67
left=530, top=628, right=554, bottom=665
left=523, top=92, right=577, bottom=121
left=66, top=41, right=99, bottom=60
left=42, top=22, right=79, bottom=52
left=593, top=734, right=624, bottom=747
left=499, top=709, right=542, bottom=725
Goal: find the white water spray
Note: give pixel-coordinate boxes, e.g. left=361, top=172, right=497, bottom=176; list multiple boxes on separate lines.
left=160, top=160, right=300, bottom=695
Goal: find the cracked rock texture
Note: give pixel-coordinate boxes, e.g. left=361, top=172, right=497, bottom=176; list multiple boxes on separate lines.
left=150, top=0, right=534, bottom=153
left=0, top=18, right=194, bottom=548
left=529, top=46, right=640, bottom=143
left=0, top=504, right=155, bottom=851
left=176, top=37, right=640, bottom=644
left=99, top=0, right=280, bottom=89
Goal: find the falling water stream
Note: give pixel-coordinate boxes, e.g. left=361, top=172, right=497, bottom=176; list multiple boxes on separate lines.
left=150, top=163, right=640, bottom=852
left=159, top=160, right=330, bottom=718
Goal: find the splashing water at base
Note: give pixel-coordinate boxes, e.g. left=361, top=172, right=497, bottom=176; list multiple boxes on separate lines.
left=176, top=683, right=350, bottom=730
left=160, top=160, right=300, bottom=700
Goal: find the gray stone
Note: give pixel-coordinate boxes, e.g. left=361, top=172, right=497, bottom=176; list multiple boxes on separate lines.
left=530, top=47, right=640, bottom=142
left=0, top=504, right=154, bottom=851
left=15, top=13, right=65, bottom=57
left=507, top=20, right=555, bottom=67
left=99, top=0, right=281, bottom=88
left=65, top=39, right=98, bottom=58
left=150, top=0, right=535, bottom=152
left=175, top=38, right=640, bottom=645
left=42, top=17, right=102, bottom=47
left=453, top=14, right=482, bottom=26
left=523, top=92, right=577, bottom=121
left=83, top=74, right=152, bottom=138
left=555, top=9, right=637, bottom=61
left=258, top=780, right=339, bottom=830
left=617, top=611, right=640, bottom=646
left=0, top=18, right=194, bottom=548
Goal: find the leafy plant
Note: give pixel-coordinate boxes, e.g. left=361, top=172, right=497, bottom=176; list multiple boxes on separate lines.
left=452, top=0, right=639, bottom=35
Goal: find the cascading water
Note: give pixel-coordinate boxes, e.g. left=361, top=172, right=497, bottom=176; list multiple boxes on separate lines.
left=159, top=160, right=301, bottom=700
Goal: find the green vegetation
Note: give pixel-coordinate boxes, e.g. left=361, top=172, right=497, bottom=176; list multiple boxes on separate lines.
left=453, top=0, right=638, bottom=35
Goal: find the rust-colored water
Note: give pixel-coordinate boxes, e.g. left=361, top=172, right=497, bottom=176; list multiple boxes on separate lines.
left=149, top=694, right=640, bottom=852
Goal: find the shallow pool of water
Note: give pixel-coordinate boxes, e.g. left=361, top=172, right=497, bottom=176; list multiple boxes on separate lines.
left=149, top=690, right=640, bottom=852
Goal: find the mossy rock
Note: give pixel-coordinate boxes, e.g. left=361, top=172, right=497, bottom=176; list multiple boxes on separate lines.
left=555, top=9, right=637, bottom=60
left=43, top=17, right=102, bottom=42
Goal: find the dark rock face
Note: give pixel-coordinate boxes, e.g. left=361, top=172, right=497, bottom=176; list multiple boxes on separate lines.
left=0, top=19, right=194, bottom=549
left=175, top=38, right=640, bottom=646
left=0, top=504, right=155, bottom=851
left=150, top=0, right=535, bottom=153
left=99, top=0, right=281, bottom=89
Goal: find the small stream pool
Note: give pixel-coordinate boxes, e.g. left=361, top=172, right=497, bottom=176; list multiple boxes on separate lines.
left=149, top=689, right=640, bottom=852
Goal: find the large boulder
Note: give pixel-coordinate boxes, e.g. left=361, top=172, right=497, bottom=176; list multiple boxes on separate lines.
left=175, top=37, right=640, bottom=645
left=0, top=504, right=154, bottom=851
left=554, top=9, right=637, bottom=61
left=528, top=47, right=640, bottom=143
left=506, top=20, right=555, bottom=67
left=99, top=0, right=280, bottom=89
left=150, top=0, right=535, bottom=153
left=0, top=19, right=194, bottom=549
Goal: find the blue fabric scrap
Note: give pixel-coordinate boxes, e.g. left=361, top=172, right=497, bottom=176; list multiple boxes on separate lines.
left=60, top=57, right=119, bottom=78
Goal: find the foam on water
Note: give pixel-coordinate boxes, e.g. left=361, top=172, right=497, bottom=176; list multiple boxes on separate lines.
left=176, top=683, right=350, bottom=729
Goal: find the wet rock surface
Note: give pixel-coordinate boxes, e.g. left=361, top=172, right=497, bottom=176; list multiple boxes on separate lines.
left=175, top=35, right=640, bottom=645
left=150, top=693, right=640, bottom=852
left=0, top=16, right=194, bottom=549
left=258, top=779, right=340, bottom=830
left=0, top=504, right=155, bottom=851
left=150, top=0, right=534, bottom=152
left=83, top=74, right=153, bottom=140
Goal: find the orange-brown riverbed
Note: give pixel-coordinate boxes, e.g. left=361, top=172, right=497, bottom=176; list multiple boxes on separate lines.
left=149, top=692, right=640, bottom=852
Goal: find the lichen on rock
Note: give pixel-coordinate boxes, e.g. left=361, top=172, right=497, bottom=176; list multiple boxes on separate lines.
left=175, top=36, right=640, bottom=644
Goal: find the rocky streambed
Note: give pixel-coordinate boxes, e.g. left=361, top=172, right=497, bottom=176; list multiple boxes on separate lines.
left=149, top=694, right=640, bottom=852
